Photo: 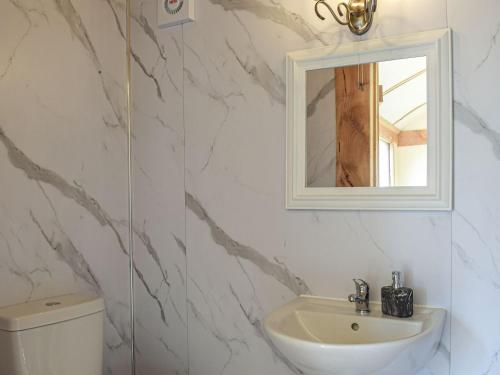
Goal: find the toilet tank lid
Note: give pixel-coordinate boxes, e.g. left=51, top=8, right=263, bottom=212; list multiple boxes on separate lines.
left=0, top=294, right=104, bottom=332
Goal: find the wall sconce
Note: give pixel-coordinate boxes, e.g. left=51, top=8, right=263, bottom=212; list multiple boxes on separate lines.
left=314, top=0, right=377, bottom=35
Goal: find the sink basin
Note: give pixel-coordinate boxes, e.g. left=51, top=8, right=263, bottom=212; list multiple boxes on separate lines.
left=264, top=296, right=445, bottom=375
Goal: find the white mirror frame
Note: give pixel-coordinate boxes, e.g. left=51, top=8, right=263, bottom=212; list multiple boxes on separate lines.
left=286, top=29, right=453, bottom=211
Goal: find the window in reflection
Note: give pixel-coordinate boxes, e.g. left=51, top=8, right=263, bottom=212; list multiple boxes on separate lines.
left=378, top=139, right=392, bottom=188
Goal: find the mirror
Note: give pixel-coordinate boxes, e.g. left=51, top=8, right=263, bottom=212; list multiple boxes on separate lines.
left=306, top=57, right=428, bottom=188
left=287, top=29, right=452, bottom=210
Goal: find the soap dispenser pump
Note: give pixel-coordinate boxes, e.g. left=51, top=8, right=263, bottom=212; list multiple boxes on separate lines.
left=381, top=271, right=413, bottom=318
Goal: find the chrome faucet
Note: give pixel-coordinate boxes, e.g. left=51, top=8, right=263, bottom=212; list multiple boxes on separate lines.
left=348, top=279, right=370, bottom=314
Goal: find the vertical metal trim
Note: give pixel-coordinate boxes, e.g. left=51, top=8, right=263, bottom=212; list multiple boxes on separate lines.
left=125, top=0, right=136, bottom=373
left=181, top=22, right=190, bottom=375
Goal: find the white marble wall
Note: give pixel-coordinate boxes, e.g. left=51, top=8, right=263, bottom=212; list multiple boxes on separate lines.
left=0, top=0, right=131, bottom=374
left=182, top=1, right=451, bottom=375
left=449, top=0, right=500, bottom=374
left=2, top=1, right=498, bottom=375
left=130, top=0, right=188, bottom=374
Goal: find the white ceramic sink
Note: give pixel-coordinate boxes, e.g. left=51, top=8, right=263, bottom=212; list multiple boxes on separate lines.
left=264, top=296, right=445, bottom=375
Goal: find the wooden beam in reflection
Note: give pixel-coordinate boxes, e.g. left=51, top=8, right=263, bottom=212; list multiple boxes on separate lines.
left=379, top=117, right=400, bottom=144
left=335, top=63, right=378, bottom=187
left=380, top=118, right=427, bottom=147
left=398, top=130, right=428, bottom=147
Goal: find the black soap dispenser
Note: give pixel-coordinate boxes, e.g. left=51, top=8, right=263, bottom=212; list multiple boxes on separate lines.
left=381, top=274, right=395, bottom=316
left=381, top=271, right=414, bottom=318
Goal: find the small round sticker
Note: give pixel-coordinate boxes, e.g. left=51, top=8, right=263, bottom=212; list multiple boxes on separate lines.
left=165, top=0, right=184, bottom=15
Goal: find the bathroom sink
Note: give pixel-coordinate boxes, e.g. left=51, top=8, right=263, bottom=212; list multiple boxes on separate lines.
left=264, top=296, right=445, bottom=375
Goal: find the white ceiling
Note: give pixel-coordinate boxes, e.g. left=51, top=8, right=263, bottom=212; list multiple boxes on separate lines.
left=379, top=56, right=427, bottom=130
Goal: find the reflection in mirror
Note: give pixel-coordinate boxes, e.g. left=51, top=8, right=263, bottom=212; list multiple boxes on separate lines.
left=306, top=57, right=427, bottom=188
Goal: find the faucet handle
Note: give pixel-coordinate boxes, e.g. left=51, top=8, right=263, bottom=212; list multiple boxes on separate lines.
left=349, top=279, right=371, bottom=314
left=352, top=279, right=369, bottom=294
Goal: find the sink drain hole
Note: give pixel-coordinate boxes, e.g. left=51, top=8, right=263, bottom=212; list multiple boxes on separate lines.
left=351, top=323, right=360, bottom=331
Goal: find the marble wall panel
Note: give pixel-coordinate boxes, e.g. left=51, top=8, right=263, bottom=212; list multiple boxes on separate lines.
left=449, top=0, right=500, bottom=374
left=3, top=1, right=498, bottom=374
left=0, top=0, right=131, bottom=373
left=183, top=1, right=451, bottom=375
left=130, top=0, right=188, bottom=374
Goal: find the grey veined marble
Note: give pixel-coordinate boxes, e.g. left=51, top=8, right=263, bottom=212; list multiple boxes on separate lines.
left=2, top=0, right=500, bottom=375
left=186, top=192, right=310, bottom=296
left=0, top=0, right=132, bottom=373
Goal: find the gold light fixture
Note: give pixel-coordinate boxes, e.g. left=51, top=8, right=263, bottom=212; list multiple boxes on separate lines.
left=314, top=0, right=377, bottom=35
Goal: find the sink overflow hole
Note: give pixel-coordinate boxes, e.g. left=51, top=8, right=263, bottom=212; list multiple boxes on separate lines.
left=45, top=302, right=61, bottom=307
left=351, top=323, right=360, bottom=331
